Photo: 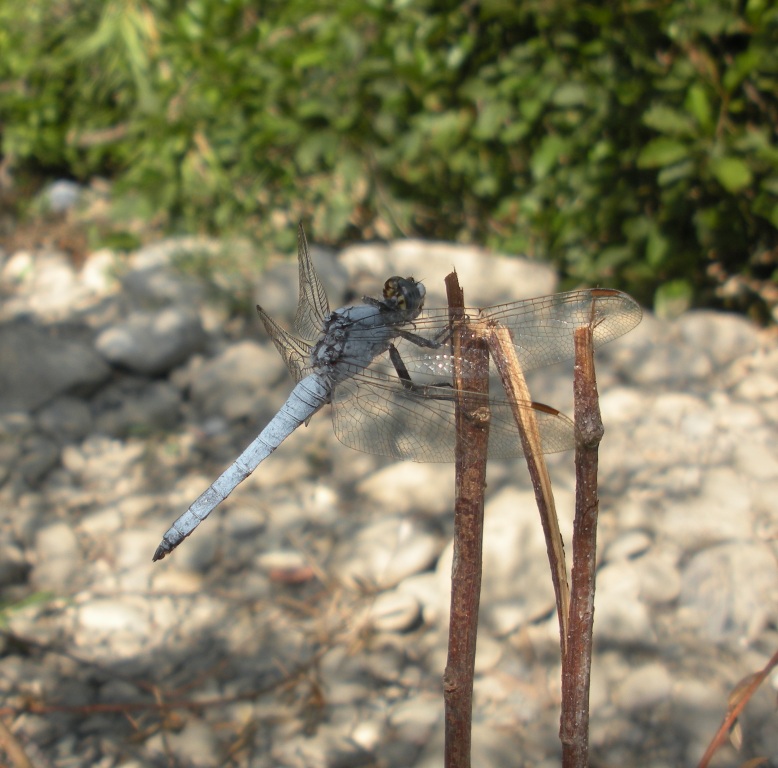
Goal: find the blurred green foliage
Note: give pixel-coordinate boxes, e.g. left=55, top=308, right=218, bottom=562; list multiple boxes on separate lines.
left=1, top=0, right=777, bottom=313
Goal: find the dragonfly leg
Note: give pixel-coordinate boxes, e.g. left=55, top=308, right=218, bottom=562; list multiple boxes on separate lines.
left=389, top=344, right=454, bottom=397
left=396, top=324, right=451, bottom=349
left=388, top=343, right=414, bottom=388
left=364, top=295, right=451, bottom=349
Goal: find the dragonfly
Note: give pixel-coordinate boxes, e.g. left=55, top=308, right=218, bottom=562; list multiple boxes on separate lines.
left=153, top=225, right=642, bottom=561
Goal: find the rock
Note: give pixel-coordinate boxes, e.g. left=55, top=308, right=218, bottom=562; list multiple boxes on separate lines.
left=17, top=433, right=60, bottom=484
left=659, top=467, right=752, bottom=549
left=0, top=412, right=29, bottom=485
left=397, top=571, right=443, bottom=625
left=388, top=693, right=441, bottom=745
left=42, top=180, right=83, bottom=213
left=91, top=378, right=181, bottom=436
left=0, top=320, right=110, bottom=413
left=633, top=548, right=682, bottom=604
left=735, top=370, right=778, bottom=400
left=37, top=396, right=93, bottom=442
left=95, top=307, right=206, bottom=375
left=256, top=549, right=315, bottom=584
left=677, top=310, right=759, bottom=369
left=79, top=249, right=120, bottom=295
left=148, top=717, right=218, bottom=767
left=594, top=562, right=656, bottom=644
left=613, top=662, right=672, bottom=710
left=0, top=543, right=29, bottom=587
left=188, top=340, right=286, bottom=422
left=604, top=530, right=652, bottom=561
left=255, top=242, right=348, bottom=327
left=367, top=590, right=422, bottom=633
left=679, top=542, right=778, bottom=642
left=2, top=251, right=88, bottom=320
left=333, top=516, right=442, bottom=590
left=355, top=462, right=454, bottom=518
left=473, top=635, right=503, bottom=673
left=30, top=522, right=80, bottom=591
left=616, top=314, right=713, bottom=387
left=122, top=263, right=206, bottom=306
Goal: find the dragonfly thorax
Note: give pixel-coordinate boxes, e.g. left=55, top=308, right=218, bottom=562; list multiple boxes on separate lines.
left=309, top=304, right=400, bottom=382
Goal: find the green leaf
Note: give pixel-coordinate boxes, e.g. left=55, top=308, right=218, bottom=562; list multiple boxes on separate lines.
left=657, top=159, right=696, bottom=186
left=530, top=135, right=569, bottom=180
left=709, top=156, right=753, bottom=193
left=473, top=100, right=512, bottom=140
left=642, top=104, right=696, bottom=136
left=552, top=82, right=588, bottom=107
left=685, top=84, right=713, bottom=132
left=646, top=226, right=669, bottom=268
left=761, top=176, right=778, bottom=195
left=637, top=138, right=689, bottom=168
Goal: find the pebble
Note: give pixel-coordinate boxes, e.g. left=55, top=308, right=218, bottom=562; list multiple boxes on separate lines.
left=0, top=542, right=28, bottom=587
left=367, top=590, right=421, bottom=633
left=189, top=340, right=286, bottom=421
left=633, top=548, right=682, bottom=604
left=42, top=179, right=83, bottom=213
left=31, top=521, right=81, bottom=590
left=355, top=461, right=454, bottom=517
left=36, top=395, right=93, bottom=442
left=0, top=320, right=110, bottom=413
left=677, top=310, right=759, bottom=368
left=679, top=542, right=777, bottom=642
left=334, top=516, right=442, bottom=589
left=594, top=563, right=656, bottom=645
left=1, top=231, right=776, bottom=767
left=95, top=306, right=206, bottom=375
left=91, top=377, right=181, bottom=436
left=613, top=662, right=672, bottom=710
left=388, top=694, right=441, bottom=744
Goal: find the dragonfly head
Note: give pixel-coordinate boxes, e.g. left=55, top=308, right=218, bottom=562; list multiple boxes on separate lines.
left=383, top=276, right=426, bottom=318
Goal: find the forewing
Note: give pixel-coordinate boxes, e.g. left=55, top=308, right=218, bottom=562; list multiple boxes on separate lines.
left=407, top=288, right=642, bottom=373
left=294, top=223, right=330, bottom=342
left=482, top=288, right=642, bottom=369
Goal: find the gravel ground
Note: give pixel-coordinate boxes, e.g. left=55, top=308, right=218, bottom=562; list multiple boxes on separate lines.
left=1, top=211, right=777, bottom=767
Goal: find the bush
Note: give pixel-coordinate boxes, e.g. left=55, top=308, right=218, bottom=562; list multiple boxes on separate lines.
left=1, top=0, right=776, bottom=315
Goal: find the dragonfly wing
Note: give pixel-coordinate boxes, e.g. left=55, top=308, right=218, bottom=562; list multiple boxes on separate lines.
left=480, top=288, right=642, bottom=371
left=330, top=351, right=576, bottom=463
left=406, top=289, right=641, bottom=374
left=294, top=223, right=331, bottom=342
left=256, top=304, right=312, bottom=384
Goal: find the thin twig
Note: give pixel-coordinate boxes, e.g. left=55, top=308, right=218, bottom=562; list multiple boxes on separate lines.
left=697, top=647, right=778, bottom=768
left=443, top=271, right=490, bottom=768
left=0, top=717, right=35, bottom=768
left=560, top=324, right=603, bottom=768
left=487, top=323, right=570, bottom=654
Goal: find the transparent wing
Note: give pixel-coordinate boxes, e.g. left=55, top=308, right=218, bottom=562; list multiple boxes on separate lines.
left=256, top=304, right=313, bottom=384
left=331, top=358, right=575, bottom=462
left=294, top=223, right=330, bottom=342
left=390, top=288, right=643, bottom=372
left=328, top=288, right=642, bottom=462
left=479, top=287, right=642, bottom=368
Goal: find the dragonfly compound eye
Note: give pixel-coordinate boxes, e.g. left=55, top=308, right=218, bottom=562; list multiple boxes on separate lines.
left=383, top=277, right=405, bottom=305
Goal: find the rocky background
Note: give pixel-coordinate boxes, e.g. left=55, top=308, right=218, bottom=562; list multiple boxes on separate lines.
left=1, top=185, right=777, bottom=767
